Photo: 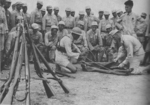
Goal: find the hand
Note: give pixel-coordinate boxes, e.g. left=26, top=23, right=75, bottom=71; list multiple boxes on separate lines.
left=118, top=63, right=124, bottom=68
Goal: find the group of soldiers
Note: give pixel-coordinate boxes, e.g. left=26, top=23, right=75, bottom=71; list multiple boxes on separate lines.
left=0, top=0, right=150, bottom=74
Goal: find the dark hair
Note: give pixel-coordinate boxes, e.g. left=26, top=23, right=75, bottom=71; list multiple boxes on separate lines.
left=124, top=0, right=133, bottom=7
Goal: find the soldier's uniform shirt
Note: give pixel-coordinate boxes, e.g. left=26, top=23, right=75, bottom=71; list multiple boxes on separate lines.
left=135, top=19, right=148, bottom=44
left=62, top=15, right=75, bottom=29
left=42, top=14, right=58, bottom=32
left=57, top=29, right=68, bottom=41
left=22, top=12, right=30, bottom=26
left=10, top=10, right=23, bottom=29
left=85, top=15, right=98, bottom=30
left=120, top=35, right=145, bottom=73
left=75, top=17, right=88, bottom=32
left=97, top=17, right=103, bottom=24
left=5, top=9, right=11, bottom=31
left=55, top=14, right=62, bottom=22
left=87, top=29, right=103, bottom=50
left=0, top=6, right=8, bottom=51
left=121, top=12, right=138, bottom=37
left=55, top=34, right=80, bottom=67
left=111, top=17, right=118, bottom=27
left=30, top=9, right=43, bottom=30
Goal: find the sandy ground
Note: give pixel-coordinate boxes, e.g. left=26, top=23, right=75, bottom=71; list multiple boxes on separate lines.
left=0, top=64, right=150, bottom=105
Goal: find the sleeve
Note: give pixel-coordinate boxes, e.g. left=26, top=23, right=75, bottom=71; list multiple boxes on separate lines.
left=64, top=38, right=80, bottom=59
left=116, top=46, right=126, bottom=60
left=97, top=30, right=103, bottom=46
left=42, top=15, right=46, bottom=31
left=86, top=31, right=94, bottom=50
left=122, top=41, right=133, bottom=64
left=45, top=33, right=50, bottom=46
left=4, top=11, right=8, bottom=31
left=82, top=31, right=88, bottom=47
left=30, top=11, right=35, bottom=25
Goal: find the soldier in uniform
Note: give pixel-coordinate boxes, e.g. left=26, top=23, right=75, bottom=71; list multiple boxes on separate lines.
left=55, top=27, right=84, bottom=73
left=87, top=21, right=103, bottom=62
left=71, top=9, right=75, bottom=17
left=22, top=3, right=30, bottom=26
left=62, top=8, right=75, bottom=34
left=42, top=6, right=58, bottom=33
left=121, top=0, right=138, bottom=37
left=54, top=7, right=62, bottom=22
left=85, top=6, right=98, bottom=31
left=75, top=11, right=87, bottom=32
left=0, top=0, right=8, bottom=73
left=41, top=8, right=46, bottom=17
left=10, top=2, right=23, bottom=29
left=98, top=10, right=104, bottom=23
left=30, top=1, right=43, bottom=31
left=111, top=10, right=118, bottom=27
left=4, top=0, right=11, bottom=31
left=11, top=3, right=15, bottom=11
left=117, top=10, right=124, bottom=18
left=135, top=13, right=148, bottom=47
left=45, top=25, right=58, bottom=61
left=57, top=21, right=68, bottom=41
left=110, top=29, right=150, bottom=74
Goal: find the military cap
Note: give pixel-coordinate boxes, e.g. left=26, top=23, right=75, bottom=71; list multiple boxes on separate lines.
left=58, top=21, right=65, bottom=25
left=104, top=11, right=110, bottom=15
left=109, top=29, right=119, bottom=36
left=79, top=11, right=85, bottom=15
left=22, top=3, right=27, bottom=7
left=6, top=0, right=11, bottom=3
left=41, top=8, right=46, bottom=12
left=106, top=24, right=112, bottom=29
left=51, top=25, right=58, bottom=30
left=112, top=10, right=117, bottom=13
left=32, top=23, right=39, bottom=29
left=77, top=21, right=84, bottom=26
left=124, top=0, right=133, bottom=6
left=47, top=5, right=52, bottom=9
left=141, top=13, right=147, bottom=17
left=65, top=8, right=71, bottom=12
left=85, top=6, right=91, bottom=10
left=54, top=7, right=59, bottom=10
left=15, top=2, right=23, bottom=5
left=91, top=21, right=98, bottom=26
left=72, top=27, right=82, bottom=36
left=37, top=1, right=43, bottom=5
left=99, top=10, right=104, bottom=13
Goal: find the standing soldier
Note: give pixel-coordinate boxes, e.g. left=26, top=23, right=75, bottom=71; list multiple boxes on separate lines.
left=98, top=10, right=104, bottom=23
left=30, top=1, right=43, bottom=31
left=0, top=0, right=8, bottom=73
left=135, top=13, right=148, bottom=47
left=111, top=10, right=118, bottom=27
left=75, top=11, right=87, bottom=32
left=62, top=8, right=75, bottom=34
left=41, top=8, right=46, bottom=17
left=54, top=7, right=62, bottom=22
left=121, top=0, right=138, bottom=37
left=4, top=0, right=11, bottom=31
left=87, top=21, right=103, bottom=62
left=71, top=9, right=75, bottom=17
left=42, top=6, right=58, bottom=34
left=45, top=25, right=58, bottom=61
left=85, top=6, right=98, bottom=31
left=22, top=3, right=30, bottom=26
left=10, top=2, right=23, bottom=29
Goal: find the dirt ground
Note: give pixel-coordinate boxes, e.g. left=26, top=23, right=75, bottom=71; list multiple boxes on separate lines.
left=0, top=64, right=150, bottom=105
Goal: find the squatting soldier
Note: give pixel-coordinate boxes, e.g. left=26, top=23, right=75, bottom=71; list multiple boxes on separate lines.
left=55, top=27, right=84, bottom=73
left=0, top=0, right=8, bottom=73
left=135, top=13, right=148, bottom=46
left=41, top=8, right=46, bottom=17
left=22, top=3, right=30, bottom=27
left=30, top=1, right=43, bottom=31
left=85, top=6, right=98, bottom=31
left=42, top=6, right=58, bottom=33
left=4, top=0, right=11, bottom=31
left=57, top=21, right=68, bottom=41
left=87, top=21, right=103, bottom=62
left=45, top=25, right=58, bottom=61
left=54, top=7, right=62, bottom=22
left=62, top=8, right=75, bottom=34
left=10, top=2, right=23, bottom=29
left=121, top=0, right=138, bottom=37
left=75, top=11, right=87, bottom=32
left=99, top=11, right=114, bottom=39
left=111, top=10, right=118, bottom=27
left=98, top=10, right=104, bottom=23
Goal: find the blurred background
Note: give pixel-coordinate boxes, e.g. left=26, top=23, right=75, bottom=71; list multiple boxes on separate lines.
left=11, top=0, right=150, bottom=18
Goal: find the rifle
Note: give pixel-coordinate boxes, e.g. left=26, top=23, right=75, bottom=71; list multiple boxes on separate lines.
left=0, top=26, right=20, bottom=103
left=1, top=41, right=24, bottom=104
left=25, top=23, right=55, bottom=98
